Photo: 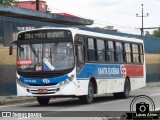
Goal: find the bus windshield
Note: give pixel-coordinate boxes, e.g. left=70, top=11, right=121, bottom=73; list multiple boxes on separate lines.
left=17, top=42, right=74, bottom=72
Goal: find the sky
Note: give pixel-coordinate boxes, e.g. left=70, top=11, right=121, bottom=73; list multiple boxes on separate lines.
left=44, top=0, right=160, bottom=35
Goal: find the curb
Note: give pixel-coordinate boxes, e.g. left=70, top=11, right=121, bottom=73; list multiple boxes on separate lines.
left=146, top=82, right=160, bottom=88
left=0, top=97, right=36, bottom=105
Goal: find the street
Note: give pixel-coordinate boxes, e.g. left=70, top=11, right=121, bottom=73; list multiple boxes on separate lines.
left=0, top=85, right=160, bottom=120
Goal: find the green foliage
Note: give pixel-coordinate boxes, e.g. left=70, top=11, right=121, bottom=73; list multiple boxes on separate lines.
left=0, top=0, right=15, bottom=5
left=146, top=28, right=160, bottom=37
left=152, top=28, right=160, bottom=37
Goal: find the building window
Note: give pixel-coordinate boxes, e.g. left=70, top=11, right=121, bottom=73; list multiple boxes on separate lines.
left=0, top=21, right=4, bottom=45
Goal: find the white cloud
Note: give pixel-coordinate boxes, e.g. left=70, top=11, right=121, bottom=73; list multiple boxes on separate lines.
left=85, top=0, right=122, bottom=7
left=45, top=0, right=160, bottom=35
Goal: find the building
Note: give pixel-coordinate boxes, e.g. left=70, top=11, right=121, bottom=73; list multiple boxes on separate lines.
left=12, top=0, right=81, bottom=17
left=94, top=26, right=117, bottom=32
left=12, top=0, right=49, bottom=12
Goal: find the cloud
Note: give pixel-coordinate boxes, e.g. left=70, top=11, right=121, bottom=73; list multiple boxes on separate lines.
left=86, top=0, right=122, bottom=7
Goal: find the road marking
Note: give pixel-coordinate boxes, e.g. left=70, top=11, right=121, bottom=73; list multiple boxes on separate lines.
left=101, top=99, right=126, bottom=104
left=0, top=102, right=37, bottom=109
left=150, top=93, right=160, bottom=96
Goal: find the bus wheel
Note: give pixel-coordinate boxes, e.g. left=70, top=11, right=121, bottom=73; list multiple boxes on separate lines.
left=122, top=79, right=130, bottom=98
left=79, top=82, right=94, bottom=104
left=37, top=97, right=50, bottom=105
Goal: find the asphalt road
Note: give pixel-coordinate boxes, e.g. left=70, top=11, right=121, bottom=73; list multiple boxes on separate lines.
left=0, top=85, right=160, bottom=120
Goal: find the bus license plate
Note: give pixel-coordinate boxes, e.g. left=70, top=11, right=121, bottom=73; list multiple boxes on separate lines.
left=38, top=89, right=48, bottom=93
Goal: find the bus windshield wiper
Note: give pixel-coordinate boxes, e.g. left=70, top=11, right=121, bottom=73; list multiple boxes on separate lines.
left=29, top=44, right=38, bottom=57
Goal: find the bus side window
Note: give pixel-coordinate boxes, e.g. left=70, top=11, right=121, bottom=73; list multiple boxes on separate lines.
left=124, top=43, right=132, bottom=63
left=122, top=43, right=127, bottom=63
left=76, top=45, right=84, bottom=72
left=97, top=39, right=105, bottom=62
left=74, top=35, right=85, bottom=72
left=132, top=44, right=139, bottom=63
left=87, top=38, right=97, bottom=61
left=115, top=42, right=123, bottom=63
left=107, top=41, right=115, bottom=62
left=138, top=44, right=144, bottom=64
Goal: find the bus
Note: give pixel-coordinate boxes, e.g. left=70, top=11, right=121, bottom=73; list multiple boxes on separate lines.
left=9, top=27, right=146, bottom=105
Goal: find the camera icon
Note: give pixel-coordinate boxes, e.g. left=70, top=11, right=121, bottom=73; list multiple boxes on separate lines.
left=136, top=102, right=149, bottom=114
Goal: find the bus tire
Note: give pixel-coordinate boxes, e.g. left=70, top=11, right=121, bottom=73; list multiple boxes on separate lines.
left=37, top=97, right=50, bottom=105
left=114, top=79, right=130, bottom=99
left=79, top=82, right=94, bottom=104
left=122, top=79, right=130, bottom=98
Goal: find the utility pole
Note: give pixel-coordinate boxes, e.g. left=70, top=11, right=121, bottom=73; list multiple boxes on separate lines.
left=136, top=4, right=149, bottom=35
left=36, top=0, right=39, bottom=11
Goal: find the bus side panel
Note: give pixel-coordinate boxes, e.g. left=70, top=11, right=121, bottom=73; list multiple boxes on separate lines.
left=96, top=78, right=125, bottom=94
left=130, top=77, right=145, bottom=90
left=76, top=79, right=89, bottom=96
left=96, top=79, right=107, bottom=94
left=107, top=78, right=125, bottom=93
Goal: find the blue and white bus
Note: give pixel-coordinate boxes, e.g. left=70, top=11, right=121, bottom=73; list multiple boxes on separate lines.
left=9, top=27, right=146, bottom=105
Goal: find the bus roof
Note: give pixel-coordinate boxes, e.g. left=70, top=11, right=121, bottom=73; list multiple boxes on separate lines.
left=18, top=27, right=143, bottom=43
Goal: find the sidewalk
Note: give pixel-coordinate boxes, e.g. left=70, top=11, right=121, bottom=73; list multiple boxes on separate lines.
left=0, top=81, right=160, bottom=105
left=146, top=81, right=160, bottom=87
left=0, top=96, right=36, bottom=105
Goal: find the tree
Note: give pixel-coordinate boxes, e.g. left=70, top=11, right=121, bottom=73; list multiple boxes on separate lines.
left=0, top=0, right=15, bottom=5
left=145, top=28, right=160, bottom=37
left=151, top=28, right=160, bottom=37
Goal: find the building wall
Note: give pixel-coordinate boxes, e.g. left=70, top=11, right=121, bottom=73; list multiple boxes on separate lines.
left=0, top=47, right=16, bottom=95
left=145, top=53, right=160, bottom=82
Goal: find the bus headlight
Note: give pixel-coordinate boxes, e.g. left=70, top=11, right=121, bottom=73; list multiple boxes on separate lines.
left=68, top=74, right=75, bottom=81
left=58, top=74, right=75, bottom=87
left=17, top=80, right=29, bottom=88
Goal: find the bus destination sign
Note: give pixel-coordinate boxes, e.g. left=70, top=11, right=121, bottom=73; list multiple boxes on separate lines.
left=18, top=31, right=67, bottom=40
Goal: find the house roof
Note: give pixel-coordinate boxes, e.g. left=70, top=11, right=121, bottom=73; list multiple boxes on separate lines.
left=0, top=4, right=93, bottom=25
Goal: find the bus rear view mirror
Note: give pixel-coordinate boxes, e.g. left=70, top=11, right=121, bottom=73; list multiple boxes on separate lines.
left=75, top=40, right=84, bottom=45
left=9, top=43, right=13, bottom=55
left=9, top=41, right=17, bottom=55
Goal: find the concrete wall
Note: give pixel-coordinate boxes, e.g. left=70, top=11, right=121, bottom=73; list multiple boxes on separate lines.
left=0, top=47, right=16, bottom=95
left=145, top=53, right=160, bottom=82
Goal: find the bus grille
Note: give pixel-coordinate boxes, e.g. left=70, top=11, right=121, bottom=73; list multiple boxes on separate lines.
left=28, top=83, right=58, bottom=86
left=28, top=88, right=58, bottom=95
